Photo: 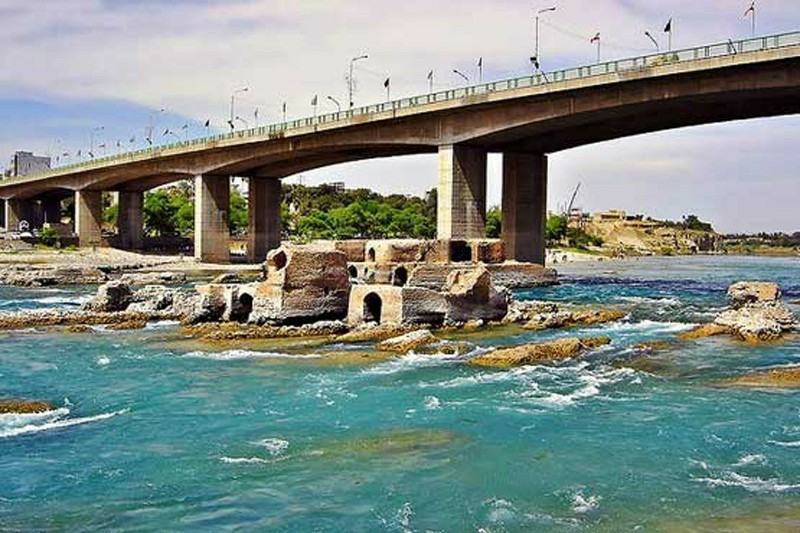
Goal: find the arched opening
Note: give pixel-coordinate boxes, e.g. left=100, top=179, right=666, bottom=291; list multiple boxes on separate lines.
left=270, top=250, right=287, bottom=270
left=393, top=266, right=408, bottom=287
left=233, top=292, right=253, bottom=323
left=450, top=240, right=472, bottom=263
left=348, top=265, right=358, bottom=278
left=363, top=292, right=382, bottom=324
left=367, top=247, right=376, bottom=262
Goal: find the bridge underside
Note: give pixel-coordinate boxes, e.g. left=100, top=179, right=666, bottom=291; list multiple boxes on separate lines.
left=1, top=52, right=798, bottom=263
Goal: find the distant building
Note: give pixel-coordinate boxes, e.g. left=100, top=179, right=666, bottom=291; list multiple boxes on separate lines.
left=7, top=151, right=51, bottom=177
left=328, top=181, right=345, bottom=192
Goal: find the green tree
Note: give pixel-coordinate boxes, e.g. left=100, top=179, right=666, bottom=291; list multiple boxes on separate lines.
left=546, top=214, right=568, bottom=242
left=486, top=207, right=502, bottom=238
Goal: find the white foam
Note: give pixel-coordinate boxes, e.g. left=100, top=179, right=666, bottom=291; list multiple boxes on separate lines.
left=361, top=349, right=472, bottom=376
left=145, top=320, right=180, bottom=330
left=598, top=319, right=697, bottom=334
left=97, top=356, right=111, bottom=366
left=694, top=472, right=800, bottom=493
left=0, top=408, right=127, bottom=439
left=734, top=453, right=767, bottom=466
left=423, top=395, right=441, bottom=410
left=768, top=440, right=800, bottom=447
left=256, top=437, right=289, bottom=456
left=219, top=456, right=270, bottom=465
left=183, top=349, right=320, bottom=361
left=618, top=296, right=681, bottom=306
left=571, top=490, right=600, bottom=514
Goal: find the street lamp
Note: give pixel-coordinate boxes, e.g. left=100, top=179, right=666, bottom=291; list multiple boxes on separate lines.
left=90, top=126, right=104, bottom=156
left=453, top=69, right=469, bottom=84
left=235, top=116, right=249, bottom=128
left=644, top=31, right=659, bottom=51
left=146, top=108, right=165, bottom=146
left=327, top=95, right=341, bottom=112
left=230, top=87, right=249, bottom=130
left=348, top=54, right=368, bottom=109
left=535, top=7, right=556, bottom=66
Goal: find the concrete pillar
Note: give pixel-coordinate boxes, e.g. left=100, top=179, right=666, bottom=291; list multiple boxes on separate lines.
left=502, top=152, right=547, bottom=264
left=437, top=144, right=487, bottom=239
left=118, top=191, right=144, bottom=250
left=5, top=199, right=27, bottom=231
left=75, top=190, right=103, bottom=247
left=194, top=174, right=230, bottom=263
left=248, top=178, right=281, bottom=263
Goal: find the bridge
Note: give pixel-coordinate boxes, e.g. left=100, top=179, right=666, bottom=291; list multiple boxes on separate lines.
left=1, top=32, right=799, bottom=263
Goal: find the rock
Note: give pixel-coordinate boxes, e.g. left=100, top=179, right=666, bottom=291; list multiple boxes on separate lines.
left=336, top=323, right=416, bottom=343
left=0, top=399, right=55, bottom=414
left=83, top=281, right=133, bottom=312
left=105, top=320, right=147, bottom=331
left=727, top=281, right=781, bottom=308
left=503, top=300, right=560, bottom=323
left=520, top=307, right=626, bottom=331
left=484, top=263, right=559, bottom=289
left=678, top=323, right=733, bottom=340
left=469, top=336, right=611, bottom=368
left=711, top=281, right=796, bottom=342
left=376, top=329, right=438, bottom=353
left=187, top=285, right=228, bottom=324
left=192, top=319, right=349, bottom=341
left=119, top=271, right=187, bottom=286
left=721, top=366, right=800, bottom=388
left=65, top=325, right=93, bottom=333
left=127, top=285, right=175, bottom=313
left=0, top=266, right=109, bottom=287
left=632, top=340, right=673, bottom=352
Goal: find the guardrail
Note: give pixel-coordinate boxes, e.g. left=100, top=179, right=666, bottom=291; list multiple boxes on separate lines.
left=9, top=30, right=800, bottom=181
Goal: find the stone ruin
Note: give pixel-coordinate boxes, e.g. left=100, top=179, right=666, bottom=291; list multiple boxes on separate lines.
left=186, top=238, right=554, bottom=327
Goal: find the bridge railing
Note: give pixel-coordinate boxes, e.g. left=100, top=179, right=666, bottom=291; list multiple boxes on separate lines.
left=17, top=30, right=800, bottom=180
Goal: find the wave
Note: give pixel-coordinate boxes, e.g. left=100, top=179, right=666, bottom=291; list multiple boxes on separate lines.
left=734, top=454, right=767, bottom=466
left=768, top=440, right=800, bottom=447
left=0, top=294, right=92, bottom=309
left=361, top=349, right=477, bottom=376
left=256, top=437, right=289, bottom=456
left=183, top=349, right=320, bottom=361
left=219, top=456, right=270, bottom=465
left=617, top=296, right=682, bottom=306
left=144, top=320, right=181, bottom=330
left=595, top=319, right=697, bottom=334
left=694, top=472, right=800, bottom=493
left=0, top=408, right=127, bottom=439
left=571, top=490, right=600, bottom=514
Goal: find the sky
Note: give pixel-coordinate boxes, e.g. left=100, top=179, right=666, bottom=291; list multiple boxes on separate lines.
left=0, top=0, right=798, bottom=233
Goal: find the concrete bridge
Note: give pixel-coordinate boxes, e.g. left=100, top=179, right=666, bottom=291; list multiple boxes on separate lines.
left=2, top=32, right=799, bottom=263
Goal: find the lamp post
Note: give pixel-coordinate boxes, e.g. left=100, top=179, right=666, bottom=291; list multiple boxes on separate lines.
left=535, top=7, right=556, bottom=66
left=146, top=108, right=165, bottom=146
left=327, top=95, right=341, bottom=112
left=644, top=31, right=659, bottom=51
left=90, top=126, right=104, bottom=156
left=453, top=69, right=469, bottom=85
left=229, top=87, right=249, bottom=130
left=348, top=54, right=368, bottom=109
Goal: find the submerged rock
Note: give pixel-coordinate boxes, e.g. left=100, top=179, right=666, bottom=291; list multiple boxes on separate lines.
left=469, top=336, right=611, bottom=368
left=336, top=323, right=417, bottom=343
left=376, top=330, right=438, bottom=353
left=521, top=308, right=626, bottom=331
left=678, top=323, right=733, bottom=341
left=721, top=366, right=800, bottom=389
left=0, top=399, right=55, bottom=414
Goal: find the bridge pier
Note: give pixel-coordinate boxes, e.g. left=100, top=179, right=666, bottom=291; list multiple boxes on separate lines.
left=437, top=144, right=487, bottom=240
left=75, top=190, right=103, bottom=247
left=502, top=152, right=547, bottom=264
left=118, top=191, right=144, bottom=250
left=4, top=199, right=23, bottom=231
left=194, top=174, right=230, bottom=263
left=247, top=178, right=281, bottom=263
left=42, top=199, right=61, bottom=225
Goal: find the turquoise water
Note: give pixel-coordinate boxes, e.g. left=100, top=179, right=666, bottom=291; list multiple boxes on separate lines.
left=1, top=256, right=798, bottom=531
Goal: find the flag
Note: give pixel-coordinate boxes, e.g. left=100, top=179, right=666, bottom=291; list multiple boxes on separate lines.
left=590, top=32, right=601, bottom=43
left=311, top=95, right=318, bottom=106
left=116, top=140, right=121, bottom=148
left=98, top=143, right=106, bottom=149
left=146, top=137, right=152, bottom=146
left=163, top=128, right=170, bottom=136
left=204, top=119, right=210, bottom=128
left=77, top=150, right=82, bottom=156
left=744, top=2, right=755, bottom=16
left=664, top=18, right=672, bottom=32
left=129, top=136, right=135, bottom=143
left=478, top=57, right=482, bottom=68
left=254, top=108, right=259, bottom=119
left=427, top=70, right=433, bottom=80
left=282, top=102, right=286, bottom=113
left=88, top=151, right=95, bottom=159
left=383, top=77, right=390, bottom=88
left=181, top=123, right=188, bottom=130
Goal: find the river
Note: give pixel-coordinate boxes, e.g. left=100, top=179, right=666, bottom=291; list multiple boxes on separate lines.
left=1, top=255, right=798, bottom=531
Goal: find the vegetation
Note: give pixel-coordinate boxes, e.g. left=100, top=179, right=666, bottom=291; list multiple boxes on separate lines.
left=39, top=226, right=58, bottom=247
left=656, top=214, right=715, bottom=233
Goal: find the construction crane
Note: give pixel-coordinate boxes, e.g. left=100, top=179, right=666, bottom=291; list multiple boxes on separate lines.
left=564, top=181, right=582, bottom=216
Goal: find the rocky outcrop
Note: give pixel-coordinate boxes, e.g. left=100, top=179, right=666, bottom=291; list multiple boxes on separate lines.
left=469, top=336, right=611, bottom=368
left=249, top=245, right=351, bottom=325
left=678, top=323, right=733, bottom=340
left=0, top=266, right=109, bottom=287
left=186, top=319, right=349, bottom=341
left=336, top=322, right=417, bottom=343
left=721, top=366, right=800, bottom=389
left=376, top=330, right=438, bottom=353
left=127, top=285, right=177, bottom=313
left=83, top=281, right=133, bottom=312
left=118, top=271, right=187, bottom=286
left=0, top=399, right=55, bottom=414
left=444, top=266, right=509, bottom=324
left=0, top=309, right=179, bottom=330
left=504, top=299, right=626, bottom=330
left=713, top=281, right=796, bottom=342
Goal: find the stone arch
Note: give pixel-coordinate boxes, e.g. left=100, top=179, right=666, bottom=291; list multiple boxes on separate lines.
left=393, top=266, right=408, bottom=287
left=270, top=250, right=287, bottom=270
left=348, top=265, right=358, bottom=278
left=450, top=240, right=472, bottom=262
left=363, top=292, right=382, bottom=324
left=367, top=247, right=376, bottom=262
left=237, top=292, right=254, bottom=322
